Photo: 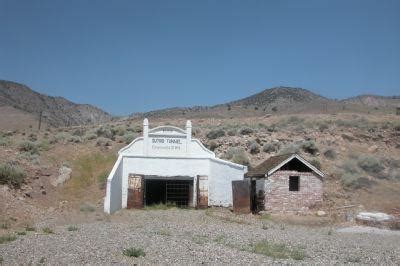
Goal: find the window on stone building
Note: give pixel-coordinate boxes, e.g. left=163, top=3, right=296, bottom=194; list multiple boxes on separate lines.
left=289, top=176, right=299, bottom=191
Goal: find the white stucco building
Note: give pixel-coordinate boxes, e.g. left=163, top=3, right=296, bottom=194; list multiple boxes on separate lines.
left=104, top=119, right=247, bottom=214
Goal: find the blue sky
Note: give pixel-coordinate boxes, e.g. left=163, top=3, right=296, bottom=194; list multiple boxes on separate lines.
left=0, top=0, right=399, bottom=115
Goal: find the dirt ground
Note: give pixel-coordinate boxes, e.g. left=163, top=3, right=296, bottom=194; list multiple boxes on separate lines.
left=0, top=208, right=399, bottom=265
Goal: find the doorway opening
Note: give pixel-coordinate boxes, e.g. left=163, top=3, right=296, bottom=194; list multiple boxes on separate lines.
left=145, top=178, right=193, bottom=207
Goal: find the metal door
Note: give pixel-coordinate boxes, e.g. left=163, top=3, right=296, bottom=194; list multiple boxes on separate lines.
left=196, top=175, right=208, bottom=209
left=127, top=174, right=144, bottom=209
left=232, top=180, right=251, bottom=214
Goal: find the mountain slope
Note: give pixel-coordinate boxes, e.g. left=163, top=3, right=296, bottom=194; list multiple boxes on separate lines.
left=227, top=86, right=331, bottom=107
left=342, top=94, right=400, bottom=107
left=0, top=80, right=112, bottom=127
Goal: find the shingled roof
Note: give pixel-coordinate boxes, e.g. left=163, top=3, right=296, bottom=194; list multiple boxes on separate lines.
left=246, top=153, right=324, bottom=178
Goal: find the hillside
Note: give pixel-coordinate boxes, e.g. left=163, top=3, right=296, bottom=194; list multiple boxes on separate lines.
left=0, top=80, right=112, bottom=128
left=133, top=87, right=400, bottom=119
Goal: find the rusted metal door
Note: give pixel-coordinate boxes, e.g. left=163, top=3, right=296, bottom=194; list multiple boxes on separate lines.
left=127, top=174, right=144, bottom=209
left=232, top=180, right=251, bottom=214
left=196, top=175, right=208, bottom=209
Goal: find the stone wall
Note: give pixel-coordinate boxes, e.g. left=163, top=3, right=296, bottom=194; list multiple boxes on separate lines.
left=264, top=170, right=322, bottom=213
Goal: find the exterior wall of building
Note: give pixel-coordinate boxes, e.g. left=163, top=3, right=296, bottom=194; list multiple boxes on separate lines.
left=121, top=156, right=210, bottom=208
left=208, top=159, right=245, bottom=206
left=264, top=170, right=323, bottom=213
left=104, top=119, right=247, bottom=214
left=104, top=156, right=124, bottom=213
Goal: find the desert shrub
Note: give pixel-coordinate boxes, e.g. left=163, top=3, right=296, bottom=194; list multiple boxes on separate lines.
left=250, top=240, right=305, bottom=260
left=267, top=124, right=278, bottom=132
left=123, top=247, right=145, bottom=257
left=279, top=143, right=301, bottom=155
left=262, top=143, right=279, bottom=153
left=72, top=128, right=86, bottom=136
left=357, top=155, right=384, bottom=174
left=224, top=147, right=249, bottom=165
left=96, top=126, right=115, bottom=140
left=0, top=136, right=10, bottom=146
left=67, top=225, right=78, bottom=231
left=318, top=122, right=329, bottom=132
left=302, top=140, right=318, bottom=155
left=55, top=132, right=70, bottom=142
left=227, top=129, right=236, bottom=136
left=38, top=139, right=51, bottom=151
left=238, top=126, right=254, bottom=135
left=112, top=126, right=126, bottom=136
left=42, top=227, right=54, bottom=234
left=0, top=234, right=17, bottom=244
left=96, top=137, right=112, bottom=147
left=249, top=141, right=260, bottom=154
left=84, top=133, right=97, bottom=141
left=206, top=129, right=225, bottom=140
left=389, top=169, right=400, bottom=180
left=341, top=174, right=376, bottom=189
left=0, top=163, right=26, bottom=188
left=123, top=133, right=137, bottom=144
left=98, top=171, right=109, bottom=189
left=19, top=141, right=39, bottom=155
left=323, top=148, right=337, bottom=160
left=208, top=140, right=219, bottom=151
left=79, top=202, right=96, bottom=212
left=68, top=136, right=82, bottom=143
left=287, top=116, right=304, bottom=125
left=272, top=106, right=278, bottom=112
left=310, top=159, right=321, bottom=170
left=28, top=133, right=37, bottom=142
left=192, top=127, right=201, bottom=136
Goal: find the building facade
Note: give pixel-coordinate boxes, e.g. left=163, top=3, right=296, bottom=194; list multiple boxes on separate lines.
left=104, top=119, right=247, bottom=214
left=247, top=153, right=324, bottom=213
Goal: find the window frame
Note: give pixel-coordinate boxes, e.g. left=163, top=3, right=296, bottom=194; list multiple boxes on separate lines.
left=289, top=176, right=300, bottom=192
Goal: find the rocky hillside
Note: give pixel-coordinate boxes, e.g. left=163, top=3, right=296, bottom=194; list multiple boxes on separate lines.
left=0, top=80, right=112, bottom=127
left=134, top=86, right=399, bottom=119
left=342, top=95, right=400, bottom=108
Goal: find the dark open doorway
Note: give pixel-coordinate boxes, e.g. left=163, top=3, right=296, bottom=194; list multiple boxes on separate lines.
left=145, top=178, right=193, bottom=207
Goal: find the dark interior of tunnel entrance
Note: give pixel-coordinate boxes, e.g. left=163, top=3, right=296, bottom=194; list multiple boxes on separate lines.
left=145, top=179, right=192, bottom=207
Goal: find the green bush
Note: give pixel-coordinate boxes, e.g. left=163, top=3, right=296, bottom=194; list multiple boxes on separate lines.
left=318, top=122, right=329, bottom=132
left=0, top=164, right=26, bottom=188
left=42, top=227, right=54, bottom=234
left=249, top=141, right=260, bottom=154
left=206, top=129, right=225, bottom=140
left=84, top=133, right=97, bottom=141
left=96, top=137, right=112, bottom=147
left=250, top=241, right=305, bottom=260
left=238, top=127, right=254, bottom=135
left=323, top=148, right=337, bottom=160
left=302, top=140, right=318, bottom=155
left=310, top=159, right=321, bottom=170
left=19, top=141, right=39, bottom=155
left=67, top=225, right=78, bottom=231
left=357, top=155, right=384, bottom=174
left=112, top=126, right=126, bottom=136
left=0, top=137, right=10, bottom=146
left=208, top=140, right=219, bottom=151
left=80, top=202, right=96, bottom=212
left=224, top=147, right=249, bottom=165
left=227, top=129, right=236, bottom=136
left=0, top=234, right=17, bottom=244
left=123, top=133, right=137, bottom=144
left=262, top=143, right=279, bottom=153
left=123, top=247, right=145, bottom=257
left=96, top=126, right=115, bottom=140
left=68, top=136, right=82, bottom=143
left=279, top=143, right=301, bottom=155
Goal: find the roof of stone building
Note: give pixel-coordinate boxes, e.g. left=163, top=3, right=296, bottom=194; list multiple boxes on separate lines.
left=246, top=153, right=324, bottom=178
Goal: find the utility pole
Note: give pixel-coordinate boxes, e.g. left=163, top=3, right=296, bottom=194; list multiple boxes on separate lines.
left=38, top=110, right=43, bottom=131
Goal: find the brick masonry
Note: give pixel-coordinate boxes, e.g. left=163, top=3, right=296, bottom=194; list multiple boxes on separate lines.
left=264, top=170, right=323, bottom=213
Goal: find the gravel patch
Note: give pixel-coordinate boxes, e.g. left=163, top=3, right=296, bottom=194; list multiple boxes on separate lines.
left=0, top=209, right=399, bottom=264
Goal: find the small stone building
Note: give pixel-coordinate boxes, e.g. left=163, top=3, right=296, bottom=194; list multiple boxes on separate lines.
left=104, top=119, right=247, bottom=214
left=246, top=153, right=324, bottom=213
